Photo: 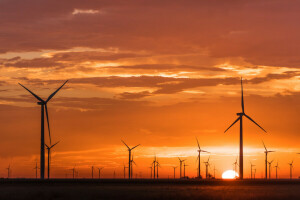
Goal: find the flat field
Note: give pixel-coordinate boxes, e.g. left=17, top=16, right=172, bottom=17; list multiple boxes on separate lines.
left=0, top=179, right=299, bottom=200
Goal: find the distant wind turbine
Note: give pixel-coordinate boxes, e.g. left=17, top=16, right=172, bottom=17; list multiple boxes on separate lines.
left=233, top=157, right=239, bottom=177
left=121, top=140, right=140, bottom=179
left=268, top=160, right=274, bottom=179
left=19, top=80, right=68, bottom=179
left=203, top=156, right=210, bottom=179
left=183, top=162, right=188, bottom=178
left=6, top=165, right=10, bottom=179
left=288, top=160, right=294, bottom=179
left=224, top=78, right=266, bottom=180
left=97, top=167, right=103, bottom=179
left=91, top=166, right=94, bottom=179
left=130, top=154, right=137, bottom=179
left=172, top=166, right=177, bottom=179
left=33, top=162, right=39, bottom=179
left=45, top=141, right=59, bottom=179
left=196, top=137, right=209, bottom=179
left=149, top=166, right=153, bottom=178
left=178, top=157, right=186, bottom=179
left=274, top=162, right=279, bottom=179
left=156, top=160, right=161, bottom=179
left=262, top=141, right=275, bottom=179
left=250, top=162, right=255, bottom=179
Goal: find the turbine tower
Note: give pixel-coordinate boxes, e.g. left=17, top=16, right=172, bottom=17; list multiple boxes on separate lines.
left=91, top=166, right=94, bottom=179
left=6, top=165, right=10, bottom=178
left=268, top=160, right=274, bottom=179
left=178, top=157, right=186, bottom=179
left=97, top=167, right=103, bottom=179
left=263, top=141, right=275, bottom=179
left=45, top=141, right=59, bottom=179
left=183, top=162, right=188, bottom=178
left=288, top=161, right=293, bottom=179
left=224, top=78, right=266, bottom=180
left=19, top=80, right=68, bottom=179
left=250, top=162, right=255, bottom=179
left=203, top=156, right=210, bottom=179
left=233, top=157, right=239, bottom=178
left=33, top=162, right=39, bottom=179
left=121, top=140, right=140, bottom=179
left=196, top=137, right=209, bottom=179
left=274, top=162, right=279, bottom=179
left=172, top=166, right=177, bottom=179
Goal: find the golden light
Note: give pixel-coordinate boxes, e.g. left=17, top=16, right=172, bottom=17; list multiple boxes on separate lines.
left=222, top=170, right=239, bottom=179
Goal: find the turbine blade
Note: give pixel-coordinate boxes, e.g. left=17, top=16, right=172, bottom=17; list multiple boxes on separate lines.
left=121, top=140, right=130, bottom=149
left=262, top=140, right=267, bottom=151
left=241, top=77, right=245, bottom=113
left=196, top=137, right=200, bottom=149
left=45, top=104, right=51, bottom=145
left=45, top=144, right=49, bottom=148
left=18, top=83, right=44, bottom=102
left=46, top=80, right=68, bottom=103
left=51, top=141, right=60, bottom=148
left=131, top=144, right=140, bottom=150
left=244, top=114, right=266, bottom=133
left=224, top=117, right=240, bottom=133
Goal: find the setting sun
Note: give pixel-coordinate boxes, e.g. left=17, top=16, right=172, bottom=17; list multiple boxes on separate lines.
left=222, top=170, right=239, bottom=179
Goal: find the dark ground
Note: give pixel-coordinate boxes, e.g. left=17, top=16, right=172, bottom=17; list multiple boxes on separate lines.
left=0, top=179, right=299, bottom=200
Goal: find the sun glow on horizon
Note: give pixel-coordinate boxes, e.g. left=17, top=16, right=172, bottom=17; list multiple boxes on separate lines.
left=222, top=170, right=239, bottom=179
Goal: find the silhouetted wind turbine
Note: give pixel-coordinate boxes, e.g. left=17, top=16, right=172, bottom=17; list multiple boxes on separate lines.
left=250, top=162, right=255, bottom=179
left=203, top=156, right=210, bottom=179
left=213, top=165, right=217, bottom=179
left=152, top=156, right=157, bottom=179
left=178, top=157, right=186, bottom=179
left=97, top=167, right=103, bottom=179
left=45, top=141, right=59, bottom=179
left=196, top=137, right=209, bottom=179
left=130, top=154, right=137, bottom=179
left=149, top=166, right=153, bottom=178
left=172, top=166, right=177, bottom=179
left=33, top=162, right=39, bottom=179
left=233, top=157, right=239, bottom=177
left=268, top=160, right=274, bottom=179
left=6, top=164, right=10, bottom=178
left=274, top=162, right=279, bottom=179
left=70, top=167, right=76, bottom=179
left=19, top=80, right=68, bottom=179
left=288, top=160, right=293, bottom=179
left=123, top=163, right=127, bottom=179
left=156, top=160, right=161, bottom=179
left=254, top=169, right=256, bottom=179
left=183, top=162, right=188, bottom=178
left=121, top=140, right=140, bottom=179
left=91, top=166, right=94, bottom=179
left=224, top=78, right=266, bottom=180
left=262, top=141, right=275, bottom=179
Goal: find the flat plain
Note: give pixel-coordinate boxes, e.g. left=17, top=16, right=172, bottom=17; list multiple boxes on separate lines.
left=0, top=179, right=299, bottom=200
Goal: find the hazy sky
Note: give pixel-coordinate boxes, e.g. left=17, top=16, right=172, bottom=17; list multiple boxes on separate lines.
left=0, top=0, right=299, bottom=179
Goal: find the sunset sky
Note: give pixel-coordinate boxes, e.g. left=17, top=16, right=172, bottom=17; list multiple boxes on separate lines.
left=0, top=0, right=299, bottom=179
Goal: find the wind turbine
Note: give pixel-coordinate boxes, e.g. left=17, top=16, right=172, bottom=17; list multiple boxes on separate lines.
left=91, top=166, right=94, bottom=179
left=274, top=162, right=279, bottom=179
left=262, top=141, right=275, bottom=179
left=45, top=141, right=59, bottom=179
left=152, top=156, right=157, bottom=179
left=33, top=162, right=39, bottom=179
left=70, top=166, right=76, bottom=179
left=130, top=154, right=137, bottom=179
left=123, top=163, right=127, bottom=179
left=288, top=160, right=293, bottom=179
left=19, top=80, right=68, bottom=179
left=253, top=169, right=256, bottom=179
left=224, top=78, right=266, bottom=180
left=233, top=157, right=239, bottom=177
left=172, top=166, right=177, bottom=179
left=97, top=167, right=103, bottom=179
left=6, top=165, right=10, bottom=178
left=250, top=162, right=255, bottom=179
left=149, top=166, right=153, bottom=178
left=183, top=162, right=188, bottom=178
left=203, top=156, right=210, bottom=179
left=178, top=157, right=186, bottom=179
left=268, top=160, right=274, bottom=179
left=121, top=140, right=140, bottom=179
left=196, top=137, right=209, bottom=179
left=213, top=165, right=217, bottom=179
left=156, top=160, right=161, bottom=179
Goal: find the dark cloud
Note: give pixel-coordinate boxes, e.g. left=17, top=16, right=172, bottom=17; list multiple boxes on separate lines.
left=1, top=1, right=300, bottom=67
